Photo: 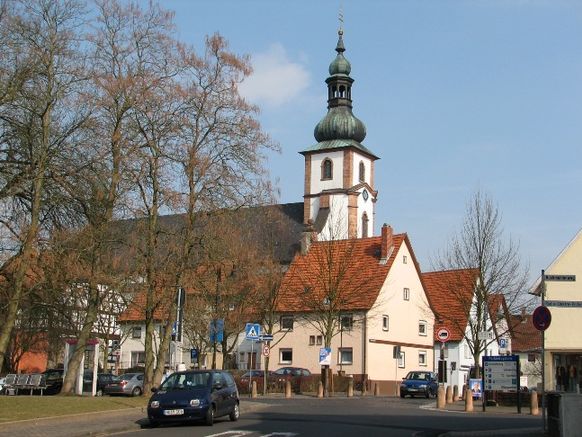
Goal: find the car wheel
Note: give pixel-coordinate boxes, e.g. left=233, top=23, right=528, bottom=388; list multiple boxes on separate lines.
left=131, top=387, right=142, bottom=397
left=96, top=389, right=103, bottom=397
left=205, top=405, right=215, bottom=426
left=400, top=392, right=405, bottom=398
left=148, top=419, right=159, bottom=428
left=229, top=403, right=240, bottom=421
left=425, top=390, right=430, bottom=399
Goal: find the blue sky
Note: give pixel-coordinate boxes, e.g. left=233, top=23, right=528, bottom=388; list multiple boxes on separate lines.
left=163, top=0, right=582, bottom=283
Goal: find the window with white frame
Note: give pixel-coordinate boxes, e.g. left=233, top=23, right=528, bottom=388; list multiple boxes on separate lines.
left=280, top=315, right=294, bottom=331
left=419, top=350, right=427, bottom=366
left=382, top=315, right=389, bottom=331
left=403, top=288, right=410, bottom=301
left=338, top=348, right=353, bottom=365
left=132, top=326, right=142, bottom=338
left=280, top=349, right=292, bottom=364
left=398, top=351, right=405, bottom=368
left=418, top=320, right=427, bottom=336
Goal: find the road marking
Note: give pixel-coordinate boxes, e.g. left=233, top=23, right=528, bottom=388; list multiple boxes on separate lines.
left=206, top=431, right=253, bottom=437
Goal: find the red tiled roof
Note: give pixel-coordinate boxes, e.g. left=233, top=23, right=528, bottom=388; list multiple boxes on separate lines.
left=422, top=269, right=479, bottom=342
left=509, top=314, right=542, bottom=352
left=118, top=290, right=175, bottom=322
left=277, top=234, right=411, bottom=312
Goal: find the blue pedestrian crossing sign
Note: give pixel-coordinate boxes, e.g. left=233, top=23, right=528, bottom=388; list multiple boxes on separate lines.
left=245, top=323, right=261, bottom=340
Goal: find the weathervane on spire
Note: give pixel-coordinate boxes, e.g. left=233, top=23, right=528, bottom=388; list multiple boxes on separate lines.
left=338, top=5, right=344, bottom=34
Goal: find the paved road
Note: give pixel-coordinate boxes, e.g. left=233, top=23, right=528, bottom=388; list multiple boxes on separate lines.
left=106, top=397, right=543, bottom=437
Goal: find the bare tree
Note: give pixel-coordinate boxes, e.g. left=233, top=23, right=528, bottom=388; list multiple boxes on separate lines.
left=433, top=190, right=531, bottom=377
left=0, top=0, right=88, bottom=373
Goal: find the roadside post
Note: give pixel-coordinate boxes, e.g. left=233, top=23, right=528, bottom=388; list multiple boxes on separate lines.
left=436, top=327, right=450, bottom=387
left=245, top=323, right=261, bottom=395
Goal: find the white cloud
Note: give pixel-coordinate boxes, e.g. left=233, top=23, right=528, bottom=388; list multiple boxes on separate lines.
left=239, top=43, right=310, bottom=107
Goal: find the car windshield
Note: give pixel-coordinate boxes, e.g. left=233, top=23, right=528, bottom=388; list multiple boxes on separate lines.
left=406, top=372, right=429, bottom=381
left=121, top=374, right=135, bottom=381
left=161, top=372, right=211, bottom=390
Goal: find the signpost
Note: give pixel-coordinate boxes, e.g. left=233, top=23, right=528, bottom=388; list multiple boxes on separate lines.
left=436, top=327, right=450, bottom=384
left=245, top=323, right=261, bottom=394
left=532, top=305, right=552, bottom=331
left=482, top=355, right=520, bottom=413
left=436, top=327, right=450, bottom=342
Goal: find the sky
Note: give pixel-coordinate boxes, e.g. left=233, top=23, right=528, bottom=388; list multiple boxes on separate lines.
left=162, top=0, right=582, bottom=285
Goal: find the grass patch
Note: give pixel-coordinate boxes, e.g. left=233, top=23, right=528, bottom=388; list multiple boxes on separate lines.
left=0, top=395, right=148, bottom=423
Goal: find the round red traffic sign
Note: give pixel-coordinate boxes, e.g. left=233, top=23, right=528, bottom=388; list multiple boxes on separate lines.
left=262, top=344, right=270, bottom=357
left=437, top=327, right=451, bottom=342
left=532, top=305, right=552, bottom=331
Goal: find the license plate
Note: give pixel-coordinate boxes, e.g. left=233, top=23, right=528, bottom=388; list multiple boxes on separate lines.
left=163, top=409, right=184, bottom=416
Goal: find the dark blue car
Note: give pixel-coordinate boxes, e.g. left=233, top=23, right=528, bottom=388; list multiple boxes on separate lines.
left=399, top=371, right=438, bottom=398
left=147, top=370, right=239, bottom=427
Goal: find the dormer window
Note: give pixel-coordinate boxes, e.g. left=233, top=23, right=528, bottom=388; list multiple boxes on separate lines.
left=321, top=158, right=333, bottom=180
left=359, top=161, right=365, bottom=182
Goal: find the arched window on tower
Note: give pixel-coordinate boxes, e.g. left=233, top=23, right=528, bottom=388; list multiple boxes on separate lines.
left=339, top=85, right=346, bottom=98
left=321, top=158, right=333, bottom=180
left=359, top=161, right=365, bottom=182
left=362, top=212, right=369, bottom=238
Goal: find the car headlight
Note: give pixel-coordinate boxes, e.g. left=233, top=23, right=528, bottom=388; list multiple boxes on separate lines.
left=190, top=399, right=200, bottom=407
left=400, top=383, right=406, bottom=388
left=418, top=384, right=427, bottom=389
left=150, top=401, right=159, bottom=408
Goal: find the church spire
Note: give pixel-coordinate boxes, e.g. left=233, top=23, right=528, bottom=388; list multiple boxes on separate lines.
left=313, top=27, right=367, bottom=144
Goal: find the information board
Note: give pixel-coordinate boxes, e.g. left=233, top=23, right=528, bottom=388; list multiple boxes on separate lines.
left=482, top=355, right=519, bottom=391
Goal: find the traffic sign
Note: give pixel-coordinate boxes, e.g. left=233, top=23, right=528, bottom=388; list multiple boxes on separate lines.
left=258, top=334, right=273, bottom=342
left=532, top=305, right=552, bottom=331
left=262, top=344, right=270, bottom=357
left=245, top=323, right=261, bottom=340
left=544, top=274, right=575, bottom=282
left=436, top=327, right=451, bottom=342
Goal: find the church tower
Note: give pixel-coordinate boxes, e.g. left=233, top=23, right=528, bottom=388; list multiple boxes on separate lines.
left=301, top=27, right=379, bottom=241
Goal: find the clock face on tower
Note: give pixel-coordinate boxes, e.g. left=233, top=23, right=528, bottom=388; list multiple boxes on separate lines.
left=362, top=189, right=369, bottom=201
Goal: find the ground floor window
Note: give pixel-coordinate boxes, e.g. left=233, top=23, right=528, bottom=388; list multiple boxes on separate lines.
left=338, top=348, right=353, bottom=365
left=553, top=353, right=581, bottom=392
left=398, top=351, right=405, bottom=368
left=131, top=351, right=145, bottom=368
left=418, top=350, right=427, bottom=367
left=280, top=349, right=292, bottom=364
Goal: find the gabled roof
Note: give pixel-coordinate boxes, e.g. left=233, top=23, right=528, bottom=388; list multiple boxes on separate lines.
left=118, top=290, right=174, bottom=323
left=422, top=268, right=480, bottom=342
left=277, top=233, right=419, bottom=312
left=509, top=314, right=542, bottom=353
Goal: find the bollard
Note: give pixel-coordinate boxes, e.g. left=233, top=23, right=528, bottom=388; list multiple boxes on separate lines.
left=437, top=385, right=446, bottom=409
left=461, top=384, right=466, bottom=400
left=317, top=381, right=324, bottom=398
left=285, top=380, right=292, bottom=398
left=530, top=390, right=539, bottom=416
left=445, top=385, right=453, bottom=404
left=347, top=378, right=354, bottom=398
left=464, top=388, right=474, bottom=412
left=374, top=382, right=380, bottom=396
left=251, top=380, right=257, bottom=399
left=362, top=379, right=368, bottom=396
left=453, top=385, right=459, bottom=402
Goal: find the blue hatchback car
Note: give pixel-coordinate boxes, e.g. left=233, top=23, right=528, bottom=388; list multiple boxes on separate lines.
left=147, top=370, right=239, bottom=427
left=399, top=371, right=438, bottom=398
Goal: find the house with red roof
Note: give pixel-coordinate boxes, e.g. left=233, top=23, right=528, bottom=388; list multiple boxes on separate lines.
left=273, top=224, right=435, bottom=394
left=422, top=268, right=501, bottom=390
left=509, top=312, right=542, bottom=390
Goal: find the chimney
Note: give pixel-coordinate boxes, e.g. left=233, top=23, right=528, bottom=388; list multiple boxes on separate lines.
left=521, top=307, right=527, bottom=323
left=301, top=220, right=316, bottom=255
left=380, top=223, right=393, bottom=263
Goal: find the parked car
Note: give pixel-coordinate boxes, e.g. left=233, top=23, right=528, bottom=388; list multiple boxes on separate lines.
left=399, top=371, right=437, bottom=398
left=42, top=369, right=64, bottom=395
left=272, top=367, right=311, bottom=382
left=104, top=372, right=143, bottom=396
left=0, top=376, right=5, bottom=394
left=240, top=370, right=274, bottom=386
left=83, top=371, right=117, bottom=396
left=147, top=370, right=239, bottom=427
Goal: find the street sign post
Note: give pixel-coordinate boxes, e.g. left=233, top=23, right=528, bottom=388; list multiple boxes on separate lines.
left=262, top=344, right=270, bottom=357
left=245, top=323, right=261, bottom=340
left=436, top=327, right=450, bottom=342
left=532, top=305, right=552, bottom=331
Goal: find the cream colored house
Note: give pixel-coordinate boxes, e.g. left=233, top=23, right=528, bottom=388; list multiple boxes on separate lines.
left=533, top=227, right=582, bottom=392
left=274, top=224, right=435, bottom=394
